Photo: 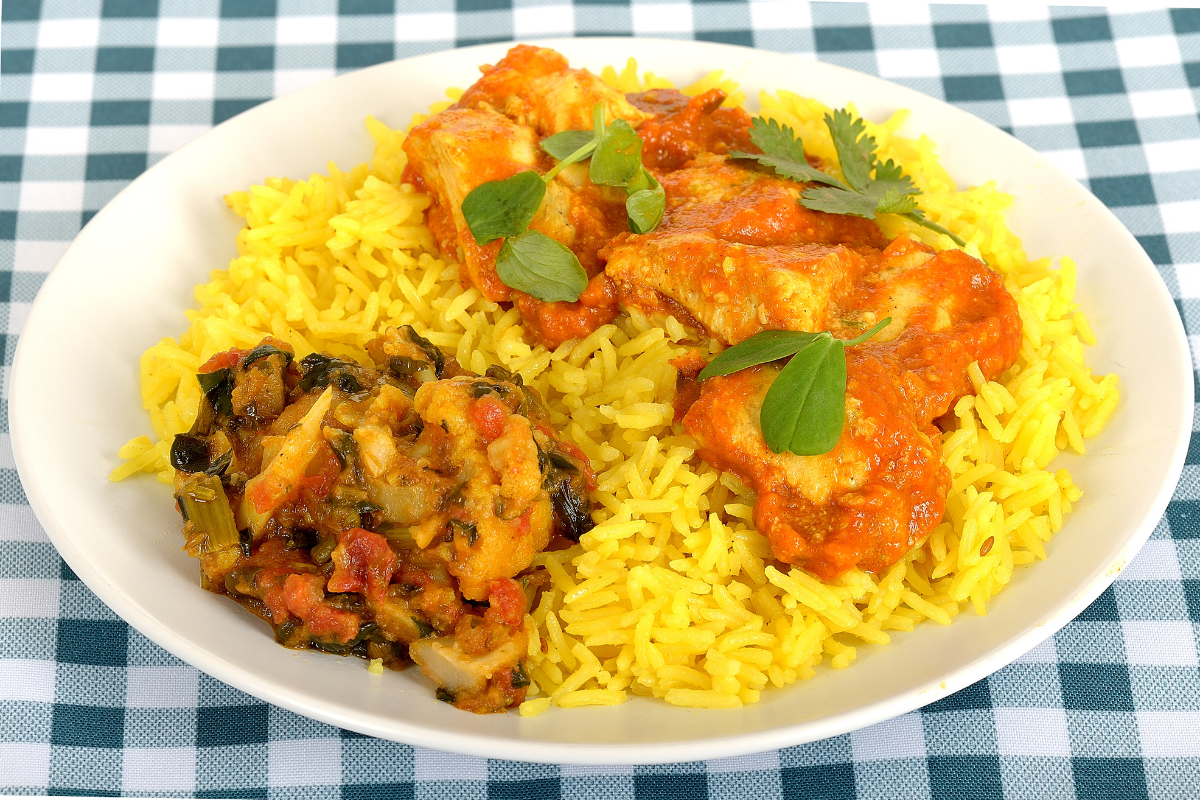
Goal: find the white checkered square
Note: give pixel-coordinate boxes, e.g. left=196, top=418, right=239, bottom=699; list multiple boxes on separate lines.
left=412, top=746, right=488, bottom=781
left=1130, top=88, right=1197, bottom=119
left=126, top=666, right=199, bottom=708
left=18, top=181, right=84, bottom=212
left=37, top=18, right=101, bottom=49
left=276, top=15, right=338, bottom=45
left=273, top=70, right=335, bottom=98
left=148, top=124, right=210, bottom=153
left=996, top=44, right=1062, bottom=75
left=851, top=712, right=926, bottom=761
left=868, top=3, right=932, bottom=26
left=152, top=71, right=215, bottom=100
left=750, top=1, right=812, bottom=30
left=1117, top=35, right=1183, bottom=69
left=515, top=4, right=574, bottom=37
left=1119, top=539, right=1183, bottom=581
left=707, top=749, right=781, bottom=773
left=0, top=578, right=60, bottom=619
left=632, top=3, right=694, bottom=35
left=123, top=747, right=197, bottom=793
left=29, top=73, right=94, bottom=102
left=269, top=738, right=341, bottom=787
left=1162, top=201, right=1200, bottom=236
left=157, top=17, right=219, bottom=48
left=994, top=707, right=1073, bottom=757
left=1138, top=711, right=1200, bottom=756
left=22, top=126, right=88, bottom=156
left=877, top=48, right=941, bottom=79
left=0, top=742, right=51, bottom=788
left=13, top=240, right=71, bottom=274
left=1122, top=621, right=1197, bottom=666
left=1008, top=96, right=1074, bottom=127
left=393, top=13, right=455, bottom=43
left=1144, top=138, right=1200, bottom=173
left=0, top=659, right=56, bottom=703
left=0, top=505, right=50, bottom=543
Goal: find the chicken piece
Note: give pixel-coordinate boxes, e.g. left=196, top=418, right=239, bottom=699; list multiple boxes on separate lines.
left=403, top=107, right=545, bottom=301
left=601, top=157, right=887, bottom=343
left=403, top=106, right=628, bottom=333
left=684, top=357, right=949, bottom=578
left=606, top=233, right=872, bottom=345
left=631, top=88, right=755, bottom=172
left=831, top=235, right=1023, bottom=422
left=456, top=44, right=651, bottom=136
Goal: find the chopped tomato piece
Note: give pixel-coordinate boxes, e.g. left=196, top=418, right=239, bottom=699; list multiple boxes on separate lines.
left=484, top=577, right=526, bottom=628
left=327, top=528, right=397, bottom=603
left=469, top=396, right=507, bottom=442
left=283, top=573, right=360, bottom=643
left=200, top=349, right=246, bottom=373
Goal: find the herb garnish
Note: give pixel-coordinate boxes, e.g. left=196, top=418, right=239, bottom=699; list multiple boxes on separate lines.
left=731, top=110, right=965, bottom=247
left=698, top=318, right=892, bottom=456
left=460, top=104, right=664, bottom=303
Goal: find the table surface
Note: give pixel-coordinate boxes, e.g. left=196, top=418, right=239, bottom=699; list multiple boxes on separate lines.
left=3, top=1, right=1200, bottom=798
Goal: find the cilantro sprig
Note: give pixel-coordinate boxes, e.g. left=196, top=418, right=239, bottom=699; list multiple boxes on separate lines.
left=460, top=104, right=665, bottom=303
left=731, top=110, right=965, bottom=247
left=698, top=318, right=891, bottom=457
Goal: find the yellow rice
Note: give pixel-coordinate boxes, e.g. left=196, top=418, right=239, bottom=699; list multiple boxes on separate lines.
left=113, top=61, right=1118, bottom=714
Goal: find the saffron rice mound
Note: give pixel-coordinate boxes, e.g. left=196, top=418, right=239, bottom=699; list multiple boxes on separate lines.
left=113, top=62, right=1119, bottom=714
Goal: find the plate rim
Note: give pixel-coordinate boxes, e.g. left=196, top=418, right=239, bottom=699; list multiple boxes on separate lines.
left=10, top=36, right=1194, bottom=764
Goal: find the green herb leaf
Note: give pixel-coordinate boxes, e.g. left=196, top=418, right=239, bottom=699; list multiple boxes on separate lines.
left=761, top=335, right=847, bottom=456
left=825, top=109, right=876, bottom=193
left=799, top=185, right=880, bottom=218
left=698, top=330, right=828, bottom=380
left=541, top=129, right=596, bottom=161
left=697, top=318, right=891, bottom=457
left=461, top=170, right=547, bottom=245
left=873, top=188, right=919, bottom=215
left=626, top=168, right=664, bottom=234
left=495, top=230, right=588, bottom=302
left=591, top=118, right=643, bottom=187
left=730, top=118, right=844, bottom=188
left=734, top=110, right=969, bottom=249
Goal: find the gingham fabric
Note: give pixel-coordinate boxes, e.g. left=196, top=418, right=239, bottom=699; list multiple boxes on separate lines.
left=2, top=1, right=1199, bottom=797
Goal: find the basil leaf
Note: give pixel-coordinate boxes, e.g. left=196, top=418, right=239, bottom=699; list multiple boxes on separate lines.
left=542, top=130, right=596, bottom=162
left=461, top=170, right=547, bottom=245
left=591, top=119, right=642, bottom=187
left=495, top=230, right=588, bottom=302
left=627, top=187, right=665, bottom=234
left=698, top=330, right=827, bottom=380
left=761, top=335, right=846, bottom=456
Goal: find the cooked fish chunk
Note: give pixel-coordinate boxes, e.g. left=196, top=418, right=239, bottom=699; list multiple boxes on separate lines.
left=600, top=157, right=887, bottom=343
left=832, top=235, right=1023, bottom=421
left=683, top=357, right=949, bottom=578
left=606, top=232, right=872, bottom=345
left=404, top=104, right=627, bottom=343
left=456, top=44, right=651, bottom=135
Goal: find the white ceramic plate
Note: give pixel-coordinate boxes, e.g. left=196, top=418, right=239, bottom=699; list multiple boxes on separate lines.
left=11, top=38, right=1192, bottom=764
